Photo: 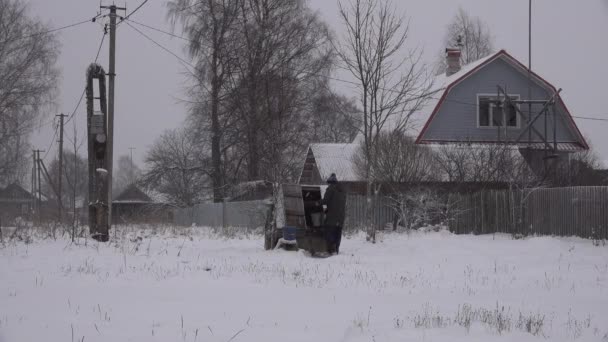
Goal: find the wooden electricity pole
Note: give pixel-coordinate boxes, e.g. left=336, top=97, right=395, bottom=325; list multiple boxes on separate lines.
left=31, top=150, right=36, bottom=220
left=33, top=149, right=44, bottom=223
left=100, top=4, right=126, bottom=230
left=57, top=113, right=67, bottom=223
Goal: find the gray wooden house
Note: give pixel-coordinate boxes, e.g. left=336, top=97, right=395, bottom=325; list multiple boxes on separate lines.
left=299, top=49, right=588, bottom=187
left=412, top=49, right=587, bottom=157
left=112, top=184, right=173, bottom=224
left=0, top=183, right=33, bottom=223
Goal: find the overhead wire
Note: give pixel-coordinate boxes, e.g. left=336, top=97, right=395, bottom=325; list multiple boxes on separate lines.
left=428, top=96, right=608, bottom=122
left=122, top=0, right=150, bottom=22
left=123, top=20, right=198, bottom=73
left=0, top=15, right=102, bottom=45
left=64, top=30, right=108, bottom=127
left=126, top=17, right=608, bottom=124
left=38, top=27, right=107, bottom=162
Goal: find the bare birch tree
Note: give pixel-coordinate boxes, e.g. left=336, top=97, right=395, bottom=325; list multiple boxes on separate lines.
left=228, top=0, right=332, bottom=183
left=141, top=127, right=209, bottom=207
left=0, top=0, right=59, bottom=184
left=436, top=7, right=494, bottom=72
left=336, top=0, right=433, bottom=241
left=168, top=0, right=240, bottom=203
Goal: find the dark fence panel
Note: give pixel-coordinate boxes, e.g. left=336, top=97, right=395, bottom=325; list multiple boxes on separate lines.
left=449, top=186, right=608, bottom=240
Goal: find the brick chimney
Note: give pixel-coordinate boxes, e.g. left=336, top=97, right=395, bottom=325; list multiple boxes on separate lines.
left=445, top=48, right=461, bottom=76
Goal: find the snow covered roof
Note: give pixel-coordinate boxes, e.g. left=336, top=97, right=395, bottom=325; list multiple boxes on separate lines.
left=407, top=52, right=499, bottom=138
left=350, top=53, right=498, bottom=144
left=0, top=183, right=33, bottom=202
left=309, top=143, right=361, bottom=182
left=413, top=49, right=588, bottom=150
left=113, top=184, right=153, bottom=204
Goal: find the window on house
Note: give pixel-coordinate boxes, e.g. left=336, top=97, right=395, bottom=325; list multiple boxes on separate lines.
left=478, top=95, right=519, bottom=128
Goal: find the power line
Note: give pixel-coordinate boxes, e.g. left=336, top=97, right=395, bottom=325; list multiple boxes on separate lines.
left=0, top=15, right=101, bottom=45
left=124, top=18, right=377, bottom=90
left=429, top=96, right=608, bottom=123
left=64, top=32, right=108, bottom=126
left=42, top=122, right=59, bottom=161
left=122, top=0, right=150, bottom=22
left=126, top=18, right=194, bottom=43
left=571, top=115, right=608, bottom=122
left=38, top=31, right=107, bottom=163
left=125, top=18, right=608, bottom=124
left=123, top=20, right=198, bottom=72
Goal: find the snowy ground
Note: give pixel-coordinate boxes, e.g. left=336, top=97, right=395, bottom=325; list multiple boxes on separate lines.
left=1, top=226, right=607, bottom=342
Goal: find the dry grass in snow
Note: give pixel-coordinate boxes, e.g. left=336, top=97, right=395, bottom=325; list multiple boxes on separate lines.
left=1, top=225, right=607, bottom=342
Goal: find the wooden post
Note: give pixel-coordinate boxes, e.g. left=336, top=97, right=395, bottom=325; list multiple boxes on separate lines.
left=57, top=113, right=67, bottom=223
left=37, top=150, right=42, bottom=223
left=86, top=64, right=110, bottom=242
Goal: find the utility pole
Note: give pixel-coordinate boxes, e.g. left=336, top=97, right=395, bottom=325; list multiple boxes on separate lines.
left=33, top=149, right=44, bottom=223
left=31, top=150, right=37, bottom=222
left=100, top=4, right=126, bottom=232
left=57, top=113, right=67, bottom=223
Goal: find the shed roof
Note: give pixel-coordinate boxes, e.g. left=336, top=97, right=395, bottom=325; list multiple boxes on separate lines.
left=0, top=183, right=33, bottom=202
left=309, top=143, right=361, bottom=182
left=113, top=184, right=153, bottom=204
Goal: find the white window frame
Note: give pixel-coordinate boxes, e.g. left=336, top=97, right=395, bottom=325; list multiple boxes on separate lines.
left=476, top=93, right=521, bottom=129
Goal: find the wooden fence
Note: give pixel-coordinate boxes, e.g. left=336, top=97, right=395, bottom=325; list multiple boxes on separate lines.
left=450, top=186, right=608, bottom=240
left=344, top=194, right=394, bottom=231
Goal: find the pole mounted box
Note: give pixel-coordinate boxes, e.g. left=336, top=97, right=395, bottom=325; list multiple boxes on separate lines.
left=86, top=64, right=110, bottom=242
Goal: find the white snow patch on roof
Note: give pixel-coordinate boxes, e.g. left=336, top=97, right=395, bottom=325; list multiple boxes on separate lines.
left=310, top=143, right=361, bottom=182
left=350, top=53, right=498, bottom=143
left=407, top=53, right=499, bottom=138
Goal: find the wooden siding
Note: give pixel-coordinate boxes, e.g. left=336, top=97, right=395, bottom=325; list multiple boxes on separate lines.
left=299, top=148, right=323, bottom=185
left=421, top=57, right=580, bottom=145
left=450, top=187, right=608, bottom=240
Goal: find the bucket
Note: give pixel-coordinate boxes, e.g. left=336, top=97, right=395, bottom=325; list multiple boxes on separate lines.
left=311, top=212, right=323, bottom=227
left=283, top=226, right=297, bottom=241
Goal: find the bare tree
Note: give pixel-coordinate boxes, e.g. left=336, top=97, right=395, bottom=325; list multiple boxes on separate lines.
left=0, top=0, right=60, bottom=184
left=308, top=82, right=361, bottom=143
left=353, top=130, right=440, bottom=231
left=336, top=0, right=434, bottom=241
left=227, top=0, right=332, bottom=182
left=141, top=127, right=209, bottom=207
left=43, top=148, right=88, bottom=228
left=112, top=155, right=141, bottom=195
left=353, top=130, right=438, bottom=185
left=437, top=7, right=494, bottom=71
left=168, top=0, right=240, bottom=203
left=552, top=148, right=604, bottom=186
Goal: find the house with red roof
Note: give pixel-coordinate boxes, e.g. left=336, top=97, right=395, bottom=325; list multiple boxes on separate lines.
left=299, top=49, right=588, bottom=189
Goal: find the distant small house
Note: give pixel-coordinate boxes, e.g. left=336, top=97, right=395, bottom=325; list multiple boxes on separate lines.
left=112, top=184, right=173, bottom=224
left=412, top=49, right=587, bottom=175
left=228, top=180, right=274, bottom=202
left=0, top=183, right=33, bottom=223
left=299, top=143, right=366, bottom=194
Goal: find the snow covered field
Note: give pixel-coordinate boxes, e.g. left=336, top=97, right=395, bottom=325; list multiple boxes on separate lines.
left=1, top=226, right=607, bottom=342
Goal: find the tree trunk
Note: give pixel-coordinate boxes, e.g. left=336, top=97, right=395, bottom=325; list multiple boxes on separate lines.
left=210, top=28, right=223, bottom=203
left=246, top=72, right=260, bottom=181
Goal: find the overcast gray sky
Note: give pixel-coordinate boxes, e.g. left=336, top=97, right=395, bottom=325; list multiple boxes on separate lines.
left=28, top=0, right=608, bottom=168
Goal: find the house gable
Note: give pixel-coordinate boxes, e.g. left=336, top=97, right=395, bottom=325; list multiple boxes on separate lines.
left=0, top=183, right=33, bottom=203
left=113, top=184, right=152, bottom=204
left=299, top=144, right=361, bottom=185
left=299, top=147, right=323, bottom=185
left=416, top=50, right=588, bottom=150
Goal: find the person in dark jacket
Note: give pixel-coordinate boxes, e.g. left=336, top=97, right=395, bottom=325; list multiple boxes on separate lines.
left=319, top=173, right=346, bottom=254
